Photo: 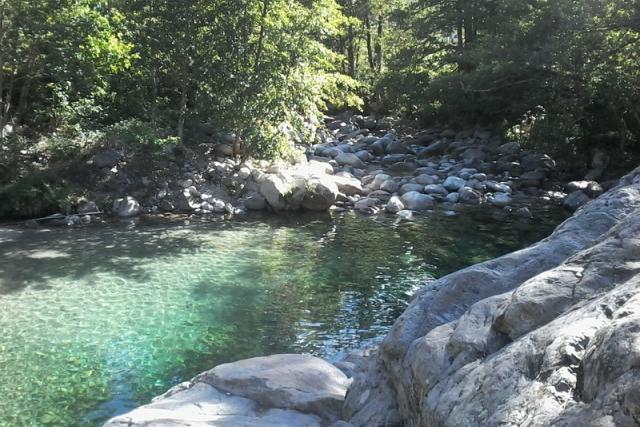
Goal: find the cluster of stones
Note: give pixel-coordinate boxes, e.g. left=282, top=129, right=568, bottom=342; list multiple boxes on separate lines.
left=71, top=114, right=605, bottom=223
left=305, top=116, right=564, bottom=218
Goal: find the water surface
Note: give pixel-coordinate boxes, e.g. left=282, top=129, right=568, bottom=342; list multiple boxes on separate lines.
left=0, top=208, right=566, bottom=426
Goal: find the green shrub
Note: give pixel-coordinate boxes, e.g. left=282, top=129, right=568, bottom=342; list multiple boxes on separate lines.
left=104, top=119, right=177, bottom=150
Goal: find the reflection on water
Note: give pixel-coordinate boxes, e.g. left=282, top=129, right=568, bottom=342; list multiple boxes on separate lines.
left=0, top=208, right=566, bottom=425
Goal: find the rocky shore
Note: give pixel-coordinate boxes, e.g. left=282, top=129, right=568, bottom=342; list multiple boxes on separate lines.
left=105, top=166, right=640, bottom=426
left=25, top=114, right=611, bottom=227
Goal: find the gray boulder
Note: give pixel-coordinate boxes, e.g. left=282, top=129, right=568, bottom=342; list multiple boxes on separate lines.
left=368, top=190, right=392, bottom=202
left=446, top=192, right=460, bottom=203
left=335, top=153, right=365, bottom=168
left=458, top=186, right=483, bottom=204
left=563, top=190, right=591, bottom=211
left=214, top=143, right=235, bottom=157
left=370, top=174, right=392, bottom=190
left=327, top=120, right=347, bottom=131
left=485, top=181, right=512, bottom=193
left=106, top=354, right=349, bottom=427
left=386, top=196, right=404, bottom=213
left=259, top=174, right=290, bottom=211
left=461, top=148, right=486, bottom=163
left=488, top=192, right=512, bottom=207
left=379, top=180, right=400, bottom=193
left=521, top=153, right=556, bottom=172
left=336, top=143, right=353, bottom=153
left=387, top=162, right=418, bottom=175
left=414, top=174, right=439, bottom=185
left=567, top=180, right=603, bottom=198
left=301, top=177, right=339, bottom=211
left=400, top=192, right=434, bottom=210
left=497, top=141, right=520, bottom=155
left=112, top=196, right=141, bottom=217
left=370, top=139, right=386, bottom=156
left=244, top=192, right=267, bottom=210
left=354, top=197, right=379, bottom=211
left=332, top=175, right=364, bottom=196
left=355, top=150, right=373, bottom=162
left=417, top=140, right=447, bottom=158
left=345, top=166, right=640, bottom=427
left=198, top=354, right=349, bottom=421
left=519, top=170, right=546, bottom=187
left=78, top=201, right=99, bottom=214
left=159, top=199, right=174, bottom=212
left=443, top=176, right=465, bottom=191
left=423, top=184, right=448, bottom=196
left=385, top=139, right=410, bottom=155
left=396, top=210, right=414, bottom=221
left=399, top=183, right=423, bottom=195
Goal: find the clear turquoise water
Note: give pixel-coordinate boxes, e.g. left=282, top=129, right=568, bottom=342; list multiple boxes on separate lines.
left=0, top=209, right=566, bottom=426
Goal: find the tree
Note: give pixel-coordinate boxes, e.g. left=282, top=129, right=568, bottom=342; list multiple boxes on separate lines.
left=377, top=0, right=640, bottom=168
left=0, top=0, right=132, bottom=131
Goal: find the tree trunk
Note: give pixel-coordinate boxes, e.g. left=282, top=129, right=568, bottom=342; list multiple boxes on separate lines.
left=365, top=15, right=375, bottom=72
left=375, top=15, right=383, bottom=74
left=16, top=75, right=31, bottom=121
left=463, top=4, right=474, bottom=46
left=254, top=0, right=270, bottom=71
left=177, top=86, right=187, bottom=142
left=150, top=66, right=158, bottom=126
left=0, top=7, right=6, bottom=130
left=0, top=66, right=5, bottom=130
left=456, top=0, right=464, bottom=52
left=0, top=74, right=14, bottom=130
left=456, top=8, right=464, bottom=70
left=347, top=24, right=356, bottom=77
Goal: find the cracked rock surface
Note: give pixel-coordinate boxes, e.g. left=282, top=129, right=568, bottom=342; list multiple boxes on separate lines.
left=344, top=166, right=640, bottom=426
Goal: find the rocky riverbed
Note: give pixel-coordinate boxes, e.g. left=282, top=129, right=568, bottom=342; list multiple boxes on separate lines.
left=105, top=166, right=640, bottom=426
left=26, top=114, right=611, bottom=227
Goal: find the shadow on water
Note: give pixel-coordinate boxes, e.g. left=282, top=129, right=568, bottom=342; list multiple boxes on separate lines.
left=0, top=219, right=221, bottom=294
left=0, top=207, right=569, bottom=426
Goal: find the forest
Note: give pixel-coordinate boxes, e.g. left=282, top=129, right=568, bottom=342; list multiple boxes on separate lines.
left=0, top=0, right=639, bottom=175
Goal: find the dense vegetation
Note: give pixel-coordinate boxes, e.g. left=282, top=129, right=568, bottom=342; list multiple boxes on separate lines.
left=0, top=0, right=638, bottom=207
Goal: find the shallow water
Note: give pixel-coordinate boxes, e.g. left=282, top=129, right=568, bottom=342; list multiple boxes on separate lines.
left=0, top=208, right=566, bottom=426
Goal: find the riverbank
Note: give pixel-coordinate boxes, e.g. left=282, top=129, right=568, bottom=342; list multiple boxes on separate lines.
left=4, top=114, right=611, bottom=227
left=106, top=166, right=640, bottom=426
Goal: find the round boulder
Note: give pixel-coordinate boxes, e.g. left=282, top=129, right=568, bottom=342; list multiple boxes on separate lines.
left=112, top=196, right=141, bottom=217
left=401, top=192, right=435, bottom=210
left=443, top=176, right=466, bottom=191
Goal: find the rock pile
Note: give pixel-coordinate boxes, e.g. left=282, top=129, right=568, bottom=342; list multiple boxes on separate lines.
left=60, top=115, right=600, bottom=224
left=307, top=117, right=561, bottom=216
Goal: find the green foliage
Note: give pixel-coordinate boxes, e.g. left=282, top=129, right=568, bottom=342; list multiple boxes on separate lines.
left=1, top=0, right=361, bottom=159
left=0, top=0, right=133, bottom=129
left=105, top=119, right=178, bottom=149
left=377, top=0, right=640, bottom=168
left=2, top=0, right=638, bottom=167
